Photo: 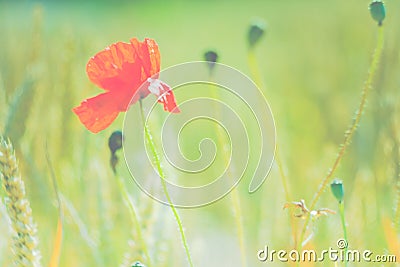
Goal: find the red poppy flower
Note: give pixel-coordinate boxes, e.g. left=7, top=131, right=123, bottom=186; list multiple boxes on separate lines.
left=73, top=38, right=179, bottom=133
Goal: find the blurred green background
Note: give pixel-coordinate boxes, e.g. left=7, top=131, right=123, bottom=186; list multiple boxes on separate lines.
left=0, top=0, right=400, bottom=266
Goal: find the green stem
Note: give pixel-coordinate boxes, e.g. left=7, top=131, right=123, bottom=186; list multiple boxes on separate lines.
left=115, top=171, right=152, bottom=267
left=231, top=189, right=247, bottom=267
left=395, top=177, right=400, bottom=232
left=394, top=142, right=400, bottom=232
left=339, top=201, right=348, bottom=267
left=275, top=146, right=298, bottom=248
left=298, top=26, right=385, bottom=257
left=209, top=79, right=248, bottom=267
left=139, top=100, right=194, bottom=267
left=247, top=50, right=264, bottom=90
left=248, top=49, right=297, bottom=247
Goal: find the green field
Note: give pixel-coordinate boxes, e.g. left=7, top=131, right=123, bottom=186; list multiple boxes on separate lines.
left=0, top=0, right=400, bottom=266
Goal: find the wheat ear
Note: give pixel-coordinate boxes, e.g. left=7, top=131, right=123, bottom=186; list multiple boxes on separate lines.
left=0, top=137, right=42, bottom=267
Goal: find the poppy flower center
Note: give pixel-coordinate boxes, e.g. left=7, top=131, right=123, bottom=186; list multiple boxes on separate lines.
left=147, top=78, right=163, bottom=95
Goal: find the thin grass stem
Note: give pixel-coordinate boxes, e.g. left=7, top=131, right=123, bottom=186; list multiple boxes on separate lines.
left=247, top=49, right=297, bottom=247
left=394, top=160, right=400, bottom=232
left=208, top=78, right=248, bottom=267
left=298, top=26, right=385, bottom=256
left=115, top=171, right=152, bottom=267
left=247, top=51, right=264, bottom=89
left=275, top=146, right=298, bottom=248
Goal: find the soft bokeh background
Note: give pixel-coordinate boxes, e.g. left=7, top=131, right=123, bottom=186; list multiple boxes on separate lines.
left=0, top=0, right=400, bottom=266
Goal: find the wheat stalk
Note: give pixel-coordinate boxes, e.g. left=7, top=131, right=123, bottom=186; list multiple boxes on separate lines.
left=0, top=137, right=42, bottom=267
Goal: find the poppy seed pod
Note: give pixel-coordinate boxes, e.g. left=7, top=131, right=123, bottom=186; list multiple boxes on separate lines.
left=248, top=20, right=266, bottom=48
left=369, top=1, right=385, bottom=26
left=131, top=261, right=146, bottom=267
left=204, top=50, right=218, bottom=71
left=330, top=179, right=344, bottom=203
left=108, top=130, right=123, bottom=154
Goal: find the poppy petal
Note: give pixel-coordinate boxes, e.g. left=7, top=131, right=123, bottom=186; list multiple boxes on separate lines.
left=157, top=82, right=181, bottom=113
left=86, top=41, right=142, bottom=92
left=74, top=38, right=177, bottom=133
left=73, top=92, right=120, bottom=133
left=130, top=38, right=160, bottom=79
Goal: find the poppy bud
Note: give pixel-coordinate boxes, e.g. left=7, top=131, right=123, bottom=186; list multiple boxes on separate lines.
left=248, top=19, right=266, bottom=48
left=108, top=130, right=123, bottom=154
left=369, top=0, right=385, bottom=26
left=330, top=179, right=344, bottom=203
left=204, top=50, right=218, bottom=71
left=108, top=131, right=123, bottom=174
